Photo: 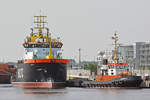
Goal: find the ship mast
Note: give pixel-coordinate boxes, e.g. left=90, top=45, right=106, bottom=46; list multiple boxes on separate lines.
left=112, top=32, right=118, bottom=63
left=34, top=14, right=53, bottom=59
left=46, top=28, right=53, bottom=59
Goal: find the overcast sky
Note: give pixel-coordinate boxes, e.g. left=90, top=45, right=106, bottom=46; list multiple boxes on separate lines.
left=0, top=0, right=150, bottom=62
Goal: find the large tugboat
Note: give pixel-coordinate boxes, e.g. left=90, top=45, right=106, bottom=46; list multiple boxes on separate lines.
left=12, top=14, right=69, bottom=88
left=67, top=33, right=143, bottom=88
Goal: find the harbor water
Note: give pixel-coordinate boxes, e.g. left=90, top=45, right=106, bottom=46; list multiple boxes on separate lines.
left=0, top=84, right=150, bottom=100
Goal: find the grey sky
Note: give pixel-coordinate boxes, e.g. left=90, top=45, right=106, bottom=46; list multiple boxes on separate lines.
left=0, top=0, right=150, bottom=62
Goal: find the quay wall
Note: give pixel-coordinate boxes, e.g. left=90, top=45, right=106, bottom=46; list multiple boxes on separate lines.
left=67, top=69, right=92, bottom=80
left=134, top=69, right=150, bottom=88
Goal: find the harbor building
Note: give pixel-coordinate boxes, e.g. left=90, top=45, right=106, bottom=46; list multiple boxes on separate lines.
left=118, top=42, right=150, bottom=70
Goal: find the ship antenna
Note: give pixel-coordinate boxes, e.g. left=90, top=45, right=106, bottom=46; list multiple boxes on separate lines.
left=112, top=32, right=118, bottom=63
left=34, top=13, right=47, bottom=37
left=46, top=28, right=49, bottom=36
left=30, top=28, right=33, bottom=35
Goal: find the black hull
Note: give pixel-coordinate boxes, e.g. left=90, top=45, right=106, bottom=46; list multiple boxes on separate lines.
left=66, top=76, right=143, bottom=88
left=12, top=61, right=67, bottom=88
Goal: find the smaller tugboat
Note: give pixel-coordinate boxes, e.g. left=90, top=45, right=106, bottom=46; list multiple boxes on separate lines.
left=67, top=33, right=143, bottom=88
left=0, top=63, right=16, bottom=84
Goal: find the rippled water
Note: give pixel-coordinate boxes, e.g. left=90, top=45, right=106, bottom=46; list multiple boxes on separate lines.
left=0, top=84, right=150, bottom=100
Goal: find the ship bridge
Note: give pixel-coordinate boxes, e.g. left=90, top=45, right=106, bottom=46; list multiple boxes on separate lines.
left=23, top=15, right=63, bottom=60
